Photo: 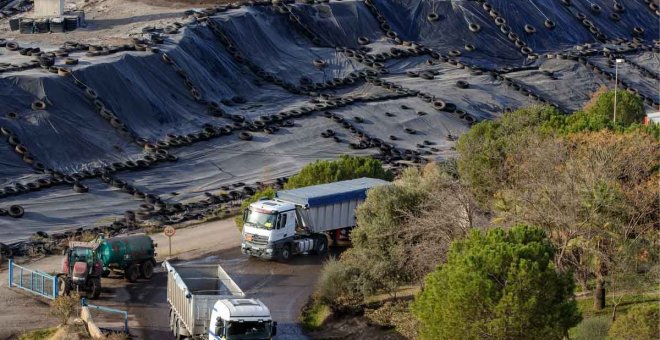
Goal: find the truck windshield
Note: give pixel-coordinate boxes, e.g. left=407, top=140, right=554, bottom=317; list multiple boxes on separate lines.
left=226, top=321, right=271, bottom=339
left=245, top=209, right=277, bottom=230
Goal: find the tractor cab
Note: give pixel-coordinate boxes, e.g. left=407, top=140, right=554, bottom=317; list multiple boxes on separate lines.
left=59, top=241, right=103, bottom=298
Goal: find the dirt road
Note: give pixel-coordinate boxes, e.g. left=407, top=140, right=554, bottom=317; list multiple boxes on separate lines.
left=0, top=217, right=323, bottom=339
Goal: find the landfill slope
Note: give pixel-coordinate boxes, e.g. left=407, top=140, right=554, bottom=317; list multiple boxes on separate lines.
left=0, top=0, right=658, bottom=243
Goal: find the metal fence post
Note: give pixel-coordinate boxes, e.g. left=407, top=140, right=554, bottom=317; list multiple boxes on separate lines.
left=124, top=311, right=129, bottom=333
left=53, top=275, right=58, bottom=298
left=8, top=259, right=13, bottom=287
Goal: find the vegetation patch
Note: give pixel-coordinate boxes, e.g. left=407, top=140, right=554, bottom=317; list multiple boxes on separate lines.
left=301, top=298, right=332, bottom=331
left=19, top=328, right=57, bottom=340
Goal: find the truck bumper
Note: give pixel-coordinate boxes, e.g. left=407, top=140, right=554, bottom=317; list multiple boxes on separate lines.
left=241, top=245, right=274, bottom=260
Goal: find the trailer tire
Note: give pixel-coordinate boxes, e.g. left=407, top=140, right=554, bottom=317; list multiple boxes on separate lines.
left=140, top=260, right=154, bottom=280
left=175, top=318, right=183, bottom=340
left=89, top=278, right=101, bottom=299
left=125, top=264, right=140, bottom=282
left=169, top=309, right=175, bottom=333
left=279, top=244, right=291, bottom=262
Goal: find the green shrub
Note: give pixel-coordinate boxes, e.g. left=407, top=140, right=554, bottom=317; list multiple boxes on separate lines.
left=284, top=155, right=392, bottom=189
left=234, top=187, right=276, bottom=231
left=412, top=225, right=581, bottom=340
left=50, top=293, right=80, bottom=326
left=608, top=304, right=659, bottom=340
left=300, top=299, right=332, bottom=331
left=315, top=256, right=364, bottom=311
left=584, top=88, right=644, bottom=127
left=570, top=315, right=611, bottom=340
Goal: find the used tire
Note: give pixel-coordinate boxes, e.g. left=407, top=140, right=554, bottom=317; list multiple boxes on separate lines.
left=31, top=100, right=46, bottom=111
left=239, top=132, right=253, bottom=141
left=8, top=205, right=24, bottom=218
left=73, top=182, right=89, bottom=193
left=524, top=24, right=536, bottom=34
left=545, top=19, right=556, bottom=29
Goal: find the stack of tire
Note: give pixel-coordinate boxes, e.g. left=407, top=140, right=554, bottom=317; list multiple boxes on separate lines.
left=363, top=0, right=402, bottom=44
left=1, top=125, right=46, bottom=172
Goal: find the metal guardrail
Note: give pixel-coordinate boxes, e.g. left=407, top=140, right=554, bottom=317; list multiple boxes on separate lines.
left=81, top=298, right=130, bottom=334
left=7, top=259, right=59, bottom=299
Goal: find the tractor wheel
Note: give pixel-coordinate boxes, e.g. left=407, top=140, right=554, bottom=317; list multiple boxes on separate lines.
left=125, top=264, right=140, bottom=283
left=89, top=278, right=101, bottom=299
left=57, top=275, right=71, bottom=297
left=140, top=260, right=154, bottom=280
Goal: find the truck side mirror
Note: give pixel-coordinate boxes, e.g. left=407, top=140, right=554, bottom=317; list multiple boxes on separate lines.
left=243, top=210, right=248, bottom=222
left=272, top=322, right=277, bottom=336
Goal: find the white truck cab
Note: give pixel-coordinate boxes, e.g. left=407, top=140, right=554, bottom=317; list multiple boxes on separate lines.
left=209, top=298, right=276, bottom=340
left=242, top=200, right=301, bottom=260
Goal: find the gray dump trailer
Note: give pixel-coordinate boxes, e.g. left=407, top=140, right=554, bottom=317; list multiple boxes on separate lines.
left=241, top=178, right=390, bottom=261
left=164, top=261, right=275, bottom=339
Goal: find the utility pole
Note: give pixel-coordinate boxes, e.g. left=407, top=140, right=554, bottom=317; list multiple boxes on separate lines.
left=613, top=58, right=624, bottom=124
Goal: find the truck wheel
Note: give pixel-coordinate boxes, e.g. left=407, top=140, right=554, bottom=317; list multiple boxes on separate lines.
left=175, top=318, right=183, bottom=340
left=140, top=260, right=154, bottom=280
left=315, top=235, right=328, bottom=254
left=125, top=264, right=140, bottom=283
left=169, top=309, right=175, bottom=333
left=279, top=244, right=291, bottom=262
left=89, top=278, right=101, bottom=299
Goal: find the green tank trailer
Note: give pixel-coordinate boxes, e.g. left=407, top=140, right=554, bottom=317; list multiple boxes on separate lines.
left=96, top=234, right=156, bottom=282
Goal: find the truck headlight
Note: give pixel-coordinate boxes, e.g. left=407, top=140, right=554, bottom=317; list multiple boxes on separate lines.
left=266, top=248, right=273, bottom=254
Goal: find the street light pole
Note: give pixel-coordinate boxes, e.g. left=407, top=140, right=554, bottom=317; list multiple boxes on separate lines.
left=613, top=59, right=624, bottom=124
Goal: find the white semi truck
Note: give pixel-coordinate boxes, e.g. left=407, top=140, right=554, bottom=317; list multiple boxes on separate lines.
left=241, top=177, right=389, bottom=261
left=163, top=261, right=276, bottom=340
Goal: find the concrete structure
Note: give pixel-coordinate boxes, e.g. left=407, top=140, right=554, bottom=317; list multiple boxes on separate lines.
left=34, top=0, right=63, bottom=17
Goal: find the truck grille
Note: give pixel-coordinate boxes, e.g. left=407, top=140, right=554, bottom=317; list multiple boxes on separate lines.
left=247, top=234, right=269, bottom=246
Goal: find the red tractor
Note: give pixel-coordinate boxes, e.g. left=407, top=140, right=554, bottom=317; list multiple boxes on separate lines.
left=57, top=241, right=103, bottom=299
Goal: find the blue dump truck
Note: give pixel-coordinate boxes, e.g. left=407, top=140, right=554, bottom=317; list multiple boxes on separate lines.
left=240, top=178, right=389, bottom=261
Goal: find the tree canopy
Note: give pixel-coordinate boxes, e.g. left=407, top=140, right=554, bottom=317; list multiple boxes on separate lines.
left=284, top=155, right=393, bottom=189
left=412, top=225, right=581, bottom=340
left=456, top=105, right=560, bottom=207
